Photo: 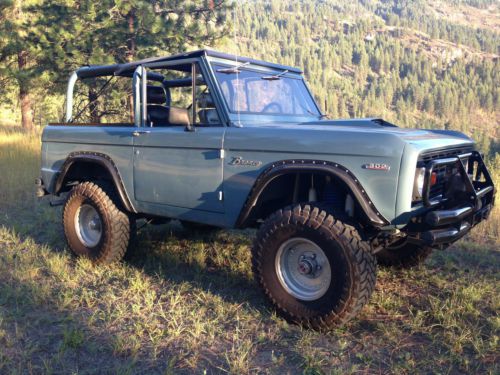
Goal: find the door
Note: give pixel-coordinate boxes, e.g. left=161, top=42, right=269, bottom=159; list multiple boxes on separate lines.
left=133, top=126, right=225, bottom=213
left=132, top=61, right=226, bottom=214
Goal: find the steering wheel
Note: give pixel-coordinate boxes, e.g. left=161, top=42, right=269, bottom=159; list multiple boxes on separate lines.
left=187, top=87, right=209, bottom=111
left=261, top=102, right=283, bottom=114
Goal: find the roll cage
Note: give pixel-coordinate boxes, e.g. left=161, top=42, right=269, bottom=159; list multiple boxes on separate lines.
left=63, top=49, right=323, bottom=129
left=65, top=57, right=220, bottom=131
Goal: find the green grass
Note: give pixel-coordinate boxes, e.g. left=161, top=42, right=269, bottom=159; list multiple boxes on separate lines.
left=0, top=125, right=498, bottom=374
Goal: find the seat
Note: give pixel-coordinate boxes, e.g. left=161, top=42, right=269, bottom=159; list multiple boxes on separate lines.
left=146, top=86, right=190, bottom=127
left=146, top=85, right=170, bottom=127
left=168, top=107, right=190, bottom=126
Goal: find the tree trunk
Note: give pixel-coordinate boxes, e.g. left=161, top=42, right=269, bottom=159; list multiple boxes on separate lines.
left=88, top=87, right=99, bottom=123
left=127, top=11, right=136, bottom=123
left=17, top=50, right=33, bottom=130
left=126, top=11, right=136, bottom=62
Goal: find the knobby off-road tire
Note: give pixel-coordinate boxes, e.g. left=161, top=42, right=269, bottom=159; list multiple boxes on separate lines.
left=252, top=204, right=377, bottom=329
left=96, top=179, right=137, bottom=247
left=376, top=240, right=433, bottom=269
left=63, top=182, right=131, bottom=264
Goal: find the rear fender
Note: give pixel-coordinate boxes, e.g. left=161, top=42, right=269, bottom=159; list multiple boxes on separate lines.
left=54, top=151, right=136, bottom=213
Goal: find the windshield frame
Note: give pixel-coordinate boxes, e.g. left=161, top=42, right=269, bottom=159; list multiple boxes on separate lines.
left=207, top=58, right=323, bottom=124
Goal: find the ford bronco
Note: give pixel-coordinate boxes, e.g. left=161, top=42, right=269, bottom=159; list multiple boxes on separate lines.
left=37, top=50, right=495, bottom=328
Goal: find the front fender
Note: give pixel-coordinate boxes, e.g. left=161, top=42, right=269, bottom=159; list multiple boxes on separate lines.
left=235, top=159, right=390, bottom=228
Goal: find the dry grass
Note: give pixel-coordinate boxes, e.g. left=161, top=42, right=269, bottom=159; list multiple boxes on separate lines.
left=0, top=125, right=41, bottom=204
left=0, top=125, right=498, bottom=374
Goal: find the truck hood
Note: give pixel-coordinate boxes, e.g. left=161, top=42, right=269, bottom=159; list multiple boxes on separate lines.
left=239, top=118, right=474, bottom=156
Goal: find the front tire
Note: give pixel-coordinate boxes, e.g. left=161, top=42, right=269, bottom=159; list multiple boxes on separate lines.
left=252, top=204, right=377, bottom=329
left=63, top=182, right=131, bottom=264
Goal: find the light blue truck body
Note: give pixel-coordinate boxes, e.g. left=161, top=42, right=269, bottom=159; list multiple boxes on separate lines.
left=40, top=50, right=490, bottom=236
left=41, top=122, right=473, bottom=229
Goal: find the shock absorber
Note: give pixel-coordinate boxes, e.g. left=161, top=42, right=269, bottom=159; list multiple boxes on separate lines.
left=308, top=174, right=317, bottom=201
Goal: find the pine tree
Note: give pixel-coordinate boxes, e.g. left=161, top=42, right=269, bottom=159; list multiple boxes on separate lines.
left=0, top=0, right=42, bottom=129
left=33, top=0, right=231, bottom=81
left=30, top=0, right=231, bottom=121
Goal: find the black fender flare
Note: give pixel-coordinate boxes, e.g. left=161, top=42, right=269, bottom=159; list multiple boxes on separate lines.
left=235, top=159, right=389, bottom=228
left=54, top=151, right=136, bottom=213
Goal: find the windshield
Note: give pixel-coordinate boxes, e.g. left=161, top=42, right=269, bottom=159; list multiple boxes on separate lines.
left=213, top=64, right=320, bottom=117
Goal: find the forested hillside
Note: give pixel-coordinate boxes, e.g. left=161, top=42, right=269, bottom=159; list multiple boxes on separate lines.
left=0, top=0, right=498, bottom=157
left=223, top=0, right=499, bottom=157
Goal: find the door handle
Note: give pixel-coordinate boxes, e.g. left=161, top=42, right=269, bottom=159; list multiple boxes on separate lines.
left=132, top=130, right=151, bottom=136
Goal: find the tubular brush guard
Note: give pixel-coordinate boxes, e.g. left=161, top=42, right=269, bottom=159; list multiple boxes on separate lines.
left=410, top=151, right=495, bottom=247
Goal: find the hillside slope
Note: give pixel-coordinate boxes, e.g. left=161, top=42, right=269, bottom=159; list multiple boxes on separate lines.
left=220, top=0, right=499, bottom=157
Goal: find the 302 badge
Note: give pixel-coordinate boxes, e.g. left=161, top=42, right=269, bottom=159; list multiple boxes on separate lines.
left=362, top=163, right=391, bottom=171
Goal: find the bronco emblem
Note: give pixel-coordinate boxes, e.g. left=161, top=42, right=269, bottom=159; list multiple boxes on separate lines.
left=229, top=156, right=262, bottom=167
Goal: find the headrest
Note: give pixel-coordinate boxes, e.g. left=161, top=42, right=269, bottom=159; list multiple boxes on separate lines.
left=198, top=92, right=215, bottom=108
left=147, top=85, right=167, bottom=105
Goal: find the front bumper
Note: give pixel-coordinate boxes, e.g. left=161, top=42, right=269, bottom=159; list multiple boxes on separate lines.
left=407, top=151, right=495, bottom=247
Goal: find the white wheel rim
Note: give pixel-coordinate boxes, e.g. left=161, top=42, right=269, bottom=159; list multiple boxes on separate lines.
left=275, top=237, right=332, bottom=301
left=75, top=204, right=102, bottom=248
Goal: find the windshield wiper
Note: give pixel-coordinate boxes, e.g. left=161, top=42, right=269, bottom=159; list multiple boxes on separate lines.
left=261, top=69, right=289, bottom=81
left=216, top=62, right=250, bottom=74
left=306, top=109, right=328, bottom=119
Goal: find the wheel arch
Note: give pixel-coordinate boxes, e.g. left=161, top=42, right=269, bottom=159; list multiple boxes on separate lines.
left=235, top=159, right=389, bottom=228
left=55, top=152, right=136, bottom=213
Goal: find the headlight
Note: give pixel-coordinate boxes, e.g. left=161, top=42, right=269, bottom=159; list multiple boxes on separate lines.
left=412, top=167, right=425, bottom=201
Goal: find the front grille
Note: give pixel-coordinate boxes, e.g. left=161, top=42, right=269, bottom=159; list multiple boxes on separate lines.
left=419, top=146, right=473, bottom=163
left=419, top=146, right=474, bottom=201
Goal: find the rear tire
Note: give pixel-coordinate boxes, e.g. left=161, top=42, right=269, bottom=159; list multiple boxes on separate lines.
left=376, top=239, right=432, bottom=268
left=63, top=182, right=131, bottom=264
left=252, top=204, right=376, bottom=329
